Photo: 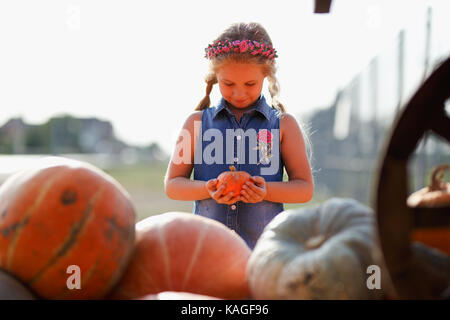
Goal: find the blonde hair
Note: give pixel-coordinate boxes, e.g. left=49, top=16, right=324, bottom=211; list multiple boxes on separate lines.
left=195, top=22, right=285, bottom=113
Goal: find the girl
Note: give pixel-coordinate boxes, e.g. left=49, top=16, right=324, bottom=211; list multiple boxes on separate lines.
left=165, top=22, right=313, bottom=249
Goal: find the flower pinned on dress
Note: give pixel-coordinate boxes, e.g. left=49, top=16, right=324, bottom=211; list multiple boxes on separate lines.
left=253, top=129, right=273, bottom=165
left=205, top=39, right=278, bottom=61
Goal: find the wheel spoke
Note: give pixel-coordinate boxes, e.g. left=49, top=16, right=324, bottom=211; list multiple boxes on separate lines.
left=431, top=112, right=450, bottom=142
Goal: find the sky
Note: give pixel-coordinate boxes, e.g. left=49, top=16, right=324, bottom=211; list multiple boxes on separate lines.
left=0, top=0, right=448, bottom=154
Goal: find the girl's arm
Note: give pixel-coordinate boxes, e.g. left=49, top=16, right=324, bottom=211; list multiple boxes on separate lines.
left=164, top=112, right=210, bottom=201
left=164, top=112, right=240, bottom=204
left=265, top=113, right=314, bottom=203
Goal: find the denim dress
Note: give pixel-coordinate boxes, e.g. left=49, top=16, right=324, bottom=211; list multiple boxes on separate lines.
left=193, top=95, right=284, bottom=249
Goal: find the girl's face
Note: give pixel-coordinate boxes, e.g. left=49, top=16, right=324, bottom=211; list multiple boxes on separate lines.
left=216, top=62, right=265, bottom=109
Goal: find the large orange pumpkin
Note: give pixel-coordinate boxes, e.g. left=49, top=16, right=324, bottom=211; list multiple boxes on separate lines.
left=0, top=157, right=135, bottom=299
left=216, top=166, right=253, bottom=195
left=108, top=212, right=251, bottom=299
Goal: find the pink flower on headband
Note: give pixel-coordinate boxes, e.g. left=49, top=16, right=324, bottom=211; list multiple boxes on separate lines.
left=239, top=41, right=249, bottom=53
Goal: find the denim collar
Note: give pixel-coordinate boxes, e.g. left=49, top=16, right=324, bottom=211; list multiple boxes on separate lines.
left=212, top=95, right=272, bottom=120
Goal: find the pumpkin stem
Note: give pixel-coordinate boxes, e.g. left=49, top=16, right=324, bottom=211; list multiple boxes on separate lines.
left=429, top=164, right=450, bottom=191
left=229, top=166, right=236, bottom=172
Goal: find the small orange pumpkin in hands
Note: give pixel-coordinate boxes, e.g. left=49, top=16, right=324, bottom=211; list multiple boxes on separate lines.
left=217, top=166, right=254, bottom=195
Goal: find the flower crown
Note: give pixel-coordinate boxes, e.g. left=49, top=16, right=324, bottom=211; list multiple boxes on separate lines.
left=204, top=39, right=278, bottom=60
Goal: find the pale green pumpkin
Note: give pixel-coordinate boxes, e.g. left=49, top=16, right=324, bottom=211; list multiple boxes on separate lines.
left=247, top=198, right=387, bottom=299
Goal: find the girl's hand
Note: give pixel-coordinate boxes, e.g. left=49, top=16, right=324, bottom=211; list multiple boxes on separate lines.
left=205, top=179, right=241, bottom=205
left=240, top=176, right=267, bottom=203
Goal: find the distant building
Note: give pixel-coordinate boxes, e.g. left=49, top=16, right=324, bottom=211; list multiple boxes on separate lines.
left=0, top=118, right=26, bottom=154
left=0, top=116, right=165, bottom=162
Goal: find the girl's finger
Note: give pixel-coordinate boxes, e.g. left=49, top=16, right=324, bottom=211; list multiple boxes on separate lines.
left=226, top=195, right=241, bottom=204
left=220, top=191, right=235, bottom=202
left=243, top=189, right=258, bottom=203
left=220, top=195, right=236, bottom=205
left=252, top=176, right=265, bottom=187
left=212, top=185, right=226, bottom=200
left=241, top=189, right=253, bottom=200
left=207, top=182, right=218, bottom=193
left=244, top=183, right=259, bottom=196
left=241, top=196, right=255, bottom=203
left=240, top=193, right=250, bottom=203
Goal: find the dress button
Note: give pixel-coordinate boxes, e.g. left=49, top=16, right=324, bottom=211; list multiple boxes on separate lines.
left=234, top=157, right=239, bottom=162
left=231, top=205, right=236, bottom=210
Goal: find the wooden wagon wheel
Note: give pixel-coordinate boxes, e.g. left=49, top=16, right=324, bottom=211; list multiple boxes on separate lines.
left=375, top=55, right=450, bottom=299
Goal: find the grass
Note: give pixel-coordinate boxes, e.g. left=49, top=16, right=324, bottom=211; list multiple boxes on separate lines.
left=104, top=162, right=193, bottom=222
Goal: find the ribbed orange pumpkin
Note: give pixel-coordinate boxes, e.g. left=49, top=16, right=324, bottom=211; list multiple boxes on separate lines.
left=411, top=228, right=450, bottom=254
left=0, top=157, right=136, bottom=299
left=108, top=212, right=251, bottom=299
left=216, top=166, right=253, bottom=195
